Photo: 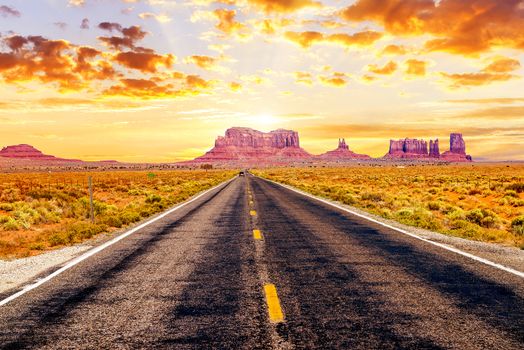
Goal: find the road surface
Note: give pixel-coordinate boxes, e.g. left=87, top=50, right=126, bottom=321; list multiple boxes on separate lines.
left=0, top=175, right=523, bottom=349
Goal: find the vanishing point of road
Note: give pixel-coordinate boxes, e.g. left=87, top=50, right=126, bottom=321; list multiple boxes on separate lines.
left=0, top=175, right=523, bottom=349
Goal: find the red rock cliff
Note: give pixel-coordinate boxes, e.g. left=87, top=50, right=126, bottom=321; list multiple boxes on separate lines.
left=385, top=138, right=429, bottom=158
left=193, top=127, right=311, bottom=162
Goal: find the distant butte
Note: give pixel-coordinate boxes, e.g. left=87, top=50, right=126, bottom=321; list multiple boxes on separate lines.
left=0, top=144, right=78, bottom=162
left=186, top=127, right=473, bottom=166
left=319, top=138, right=371, bottom=160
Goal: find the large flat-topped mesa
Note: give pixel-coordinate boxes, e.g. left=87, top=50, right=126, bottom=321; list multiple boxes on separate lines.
left=214, top=127, right=301, bottom=149
left=385, top=138, right=429, bottom=158
left=0, top=144, right=76, bottom=161
left=194, top=127, right=311, bottom=162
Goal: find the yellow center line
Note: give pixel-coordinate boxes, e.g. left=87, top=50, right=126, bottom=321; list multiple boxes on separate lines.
left=264, top=284, right=285, bottom=323
left=250, top=210, right=257, bottom=216
left=249, top=200, right=254, bottom=205
left=253, top=229, right=263, bottom=240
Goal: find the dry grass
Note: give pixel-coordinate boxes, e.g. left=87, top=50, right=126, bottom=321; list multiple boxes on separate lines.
left=0, top=170, right=235, bottom=259
left=254, top=164, right=524, bottom=248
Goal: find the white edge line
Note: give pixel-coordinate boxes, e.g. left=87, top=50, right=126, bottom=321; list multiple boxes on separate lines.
left=0, top=177, right=236, bottom=307
left=261, top=177, right=524, bottom=279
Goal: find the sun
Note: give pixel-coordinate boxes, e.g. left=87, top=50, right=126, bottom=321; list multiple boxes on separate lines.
left=243, top=113, right=280, bottom=129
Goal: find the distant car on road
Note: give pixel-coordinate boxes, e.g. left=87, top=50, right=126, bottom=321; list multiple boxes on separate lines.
left=239, top=171, right=245, bottom=176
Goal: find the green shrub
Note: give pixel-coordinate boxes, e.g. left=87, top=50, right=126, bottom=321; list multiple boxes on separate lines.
left=428, top=201, right=441, bottom=211
left=511, top=216, right=524, bottom=236
left=145, top=194, right=162, bottom=204
left=3, top=217, right=20, bottom=231
left=465, top=209, right=484, bottom=225
left=361, top=192, right=384, bottom=202
left=504, top=190, right=518, bottom=198
left=0, top=203, right=14, bottom=211
left=506, top=183, right=524, bottom=193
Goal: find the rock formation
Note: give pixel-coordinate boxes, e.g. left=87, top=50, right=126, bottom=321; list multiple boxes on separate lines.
left=429, top=139, right=440, bottom=158
left=191, top=127, right=312, bottom=163
left=441, top=133, right=472, bottom=161
left=0, top=144, right=77, bottom=161
left=319, top=138, right=371, bottom=160
left=385, top=138, right=429, bottom=158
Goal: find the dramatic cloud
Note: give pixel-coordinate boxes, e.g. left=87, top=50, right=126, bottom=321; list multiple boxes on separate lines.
left=0, top=36, right=114, bottom=91
left=340, top=0, right=524, bottom=55
left=0, top=5, right=20, bottom=17
left=285, top=30, right=382, bottom=49
left=368, top=61, right=398, bottom=75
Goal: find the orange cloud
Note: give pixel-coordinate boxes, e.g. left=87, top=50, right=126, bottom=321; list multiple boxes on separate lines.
left=114, top=52, right=174, bottom=73
left=319, top=72, right=348, bottom=87
left=255, top=18, right=295, bottom=35
left=405, top=59, right=427, bottom=76
left=441, top=57, right=520, bottom=88
left=187, top=55, right=218, bottom=69
left=213, top=9, right=246, bottom=35
left=340, top=0, right=524, bottom=55
left=285, top=30, right=382, bottom=49
left=380, top=44, right=407, bottom=56
left=368, top=60, right=398, bottom=75
left=294, top=71, right=313, bottom=85
left=104, top=74, right=214, bottom=99
left=441, top=72, right=516, bottom=88
left=247, top=0, right=321, bottom=13
left=229, top=81, right=242, bottom=91
left=285, top=31, right=323, bottom=48
left=482, top=58, right=521, bottom=73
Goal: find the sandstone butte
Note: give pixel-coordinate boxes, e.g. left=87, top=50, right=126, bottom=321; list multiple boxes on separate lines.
left=0, top=144, right=78, bottom=162
left=189, top=127, right=473, bottom=164
left=384, top=133, right=472, bottom=162
left=318, top=138, right=371, bottom=160
left=192, top=127, right=312, bottom=163
left=0, top=129, right=473, bottom=165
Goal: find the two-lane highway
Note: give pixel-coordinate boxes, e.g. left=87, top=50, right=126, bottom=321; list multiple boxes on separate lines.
left=0, top=175, right=522, bottom=349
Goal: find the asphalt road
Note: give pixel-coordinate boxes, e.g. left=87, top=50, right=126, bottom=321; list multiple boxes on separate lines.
left=0, top=175, right=523, bottom=349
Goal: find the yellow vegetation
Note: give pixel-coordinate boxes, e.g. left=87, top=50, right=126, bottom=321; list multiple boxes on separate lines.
left=0, top=170, right=235, bottom=259
left=254, top=165, right=524, bottom=248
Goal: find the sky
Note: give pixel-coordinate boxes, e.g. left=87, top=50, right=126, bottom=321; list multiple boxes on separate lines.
left=0, top=0, right=523, bottom=162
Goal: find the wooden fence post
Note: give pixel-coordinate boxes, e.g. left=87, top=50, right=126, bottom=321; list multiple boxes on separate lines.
left=88, top=176, right=95, bottom=223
